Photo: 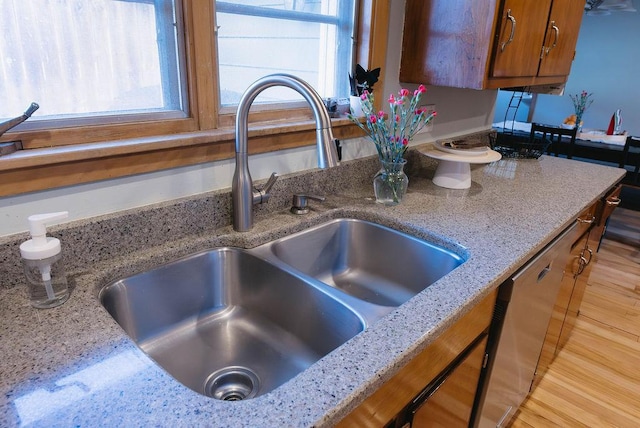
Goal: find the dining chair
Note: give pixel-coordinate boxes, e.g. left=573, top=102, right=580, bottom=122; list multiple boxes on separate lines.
left=619, top=135, right=640, bottom=187
left=529, top=123, right=578, bottom=159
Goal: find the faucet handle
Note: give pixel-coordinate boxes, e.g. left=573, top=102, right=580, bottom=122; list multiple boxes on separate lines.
left=24, top=102, right=40, bottom=118
left=262, top=172, right=278, bottom=194
left=253, top=172, right=279, bottom=204
left=291, top=193, right=326, bottom=215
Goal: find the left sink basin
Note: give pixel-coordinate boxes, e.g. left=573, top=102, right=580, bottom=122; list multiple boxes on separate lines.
left=99, top=247, right=365, bottom=400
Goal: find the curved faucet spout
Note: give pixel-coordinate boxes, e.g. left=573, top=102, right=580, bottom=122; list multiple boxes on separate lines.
left=232, top=74, right=340, bottom=232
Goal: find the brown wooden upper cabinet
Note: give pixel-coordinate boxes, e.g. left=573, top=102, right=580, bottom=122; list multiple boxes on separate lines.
left=400, top=0, right=586, bottom=89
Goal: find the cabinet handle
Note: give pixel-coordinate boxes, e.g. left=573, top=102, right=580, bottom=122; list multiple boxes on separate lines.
left=545, top=21, right=559, bottom=55
left=576, top=256, right=586, bottom=276
left=500, top=9, right=516, bottom=52
left=577, top=216, right=595, bottom=224
left=576, top=247, right=593, bottom=276
left=606, top=196, right=621, bottom=206
left=582, top=247, right=593, bottom=266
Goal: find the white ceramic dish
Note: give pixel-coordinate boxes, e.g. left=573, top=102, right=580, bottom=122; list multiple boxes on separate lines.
left=434, top=140, right=489, bottom=157
left=420, top=145, right=502, bottom=189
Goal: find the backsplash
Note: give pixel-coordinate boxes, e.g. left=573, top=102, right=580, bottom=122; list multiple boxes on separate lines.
left=0, top=155, right=381, bottom=290
left=0, top=131, right=493, bottom=291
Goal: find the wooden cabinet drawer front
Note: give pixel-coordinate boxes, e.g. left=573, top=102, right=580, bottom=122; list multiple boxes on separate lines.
left=589, top=184, right=622, bottom=248
left=573, top=203, right=597, bottom=240
left=598, top=184, right=622, bottom=226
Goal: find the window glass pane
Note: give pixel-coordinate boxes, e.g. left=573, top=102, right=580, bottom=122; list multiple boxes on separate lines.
left=216, top=0, right=354, bottom=106
left=0, top=0, right=186, bottom=125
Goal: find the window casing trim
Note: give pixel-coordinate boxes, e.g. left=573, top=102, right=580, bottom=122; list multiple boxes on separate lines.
left=0, top=118, right=364, bottom=197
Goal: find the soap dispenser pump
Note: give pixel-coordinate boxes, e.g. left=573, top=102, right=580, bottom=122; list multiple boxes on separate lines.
left=19, top=211, right=70, bottom=308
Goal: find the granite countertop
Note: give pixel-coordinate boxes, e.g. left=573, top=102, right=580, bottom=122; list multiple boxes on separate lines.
left=0, top=144, right=625, bottom=427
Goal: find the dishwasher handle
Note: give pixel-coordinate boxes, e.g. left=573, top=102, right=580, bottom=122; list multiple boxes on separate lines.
left=537, top=262, right=552, bottom=283
left=510, top=221, right=577, bottom=285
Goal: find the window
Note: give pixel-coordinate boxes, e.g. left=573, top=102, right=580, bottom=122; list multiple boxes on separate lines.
left=1, top=0, right=187, bottom=127
left=216, top=1, right=355, bottom=106
left=0, top=0, right=387, bottom=197
left=2, top=0, right=355, bottom=134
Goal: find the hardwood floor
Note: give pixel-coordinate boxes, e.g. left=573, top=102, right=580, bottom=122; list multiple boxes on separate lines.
left=511, top=208, right=640, bottom=427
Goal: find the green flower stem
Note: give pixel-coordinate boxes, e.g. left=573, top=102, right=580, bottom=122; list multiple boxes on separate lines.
left=348, top=85, right=436, bottom=165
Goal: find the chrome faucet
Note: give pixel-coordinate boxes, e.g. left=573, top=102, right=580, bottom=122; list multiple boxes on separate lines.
left=0, top=102, right=39, bottom=138
left=232, top=74, right=340, bottom=232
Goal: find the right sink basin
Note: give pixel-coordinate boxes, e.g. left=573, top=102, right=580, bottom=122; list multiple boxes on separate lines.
left=260, top=218, right=466, bottom=307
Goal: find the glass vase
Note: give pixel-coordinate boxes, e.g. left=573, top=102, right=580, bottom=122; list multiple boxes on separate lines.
left=373, top=159, right=409, bottom=206
left=575, top=113, right=583, bottom=132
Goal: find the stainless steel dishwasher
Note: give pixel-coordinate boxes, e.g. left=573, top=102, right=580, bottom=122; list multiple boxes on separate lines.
left=473, top=221, right=577, bottom=427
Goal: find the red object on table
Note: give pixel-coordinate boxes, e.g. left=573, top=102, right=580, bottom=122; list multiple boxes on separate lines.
left=607, top=113, right=615, bottom=135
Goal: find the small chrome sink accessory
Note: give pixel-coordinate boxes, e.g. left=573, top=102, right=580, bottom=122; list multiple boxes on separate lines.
left=290, top=194, right=326, bottom=215
left=203, top=366, right=260, bottom=401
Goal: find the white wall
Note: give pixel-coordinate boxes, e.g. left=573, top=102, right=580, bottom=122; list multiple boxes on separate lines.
left=0, top=1, right=497, bottom=237
left=532, top=4, right=640, bottom=134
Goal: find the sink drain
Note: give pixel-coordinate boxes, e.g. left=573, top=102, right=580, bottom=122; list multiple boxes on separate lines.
left=204, top=366, right=260, bottom=401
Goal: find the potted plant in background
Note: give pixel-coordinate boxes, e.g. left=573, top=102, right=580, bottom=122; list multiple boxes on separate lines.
left=349, top=64, right=380, bottom=116
left=349, top=85, right=436, bottom=205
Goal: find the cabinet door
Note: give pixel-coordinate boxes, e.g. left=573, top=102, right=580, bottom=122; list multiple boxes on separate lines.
left=400, top=0, right=498, bottom=88
left=589, top=184, right=623, bottom=251
left=410, top=336, right=488, bottom=428
left=533, top=230, right=588, bottom=390
left=491, top=0, right=552, bottom=78
left=538, top=0, right=586, bottom=77
left=557, top=237, right=594, bottom=350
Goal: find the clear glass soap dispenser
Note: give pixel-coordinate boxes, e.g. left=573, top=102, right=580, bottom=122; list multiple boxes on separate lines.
left=19, top=212, right=70, bottom=309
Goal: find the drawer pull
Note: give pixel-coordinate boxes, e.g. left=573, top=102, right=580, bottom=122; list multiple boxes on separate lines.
left=577, top=216, right=595, bottom=224
left=606, top=197, right=621, bottom=206
left=537, top=263, right=552, bottom=282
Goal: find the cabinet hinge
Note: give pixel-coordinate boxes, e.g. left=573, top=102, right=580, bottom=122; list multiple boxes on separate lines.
left=482, top=352, right=490, bottom=369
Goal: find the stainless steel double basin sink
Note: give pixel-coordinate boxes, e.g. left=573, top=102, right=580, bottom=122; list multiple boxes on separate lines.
left=100, top=218, right=465, bottom=400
